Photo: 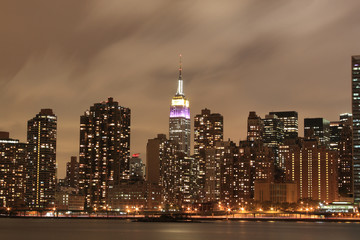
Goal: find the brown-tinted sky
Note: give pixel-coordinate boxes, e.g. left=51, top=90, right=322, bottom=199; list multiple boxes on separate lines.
left=1, top=0, right=359, bottom=178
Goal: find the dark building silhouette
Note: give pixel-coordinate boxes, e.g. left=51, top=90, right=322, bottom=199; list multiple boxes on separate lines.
left=129, top=154, right=145, bottom=181
left=336, top=114, right=353, bottom=197
left=304, top=118, right=330, bottom=148
left=263, top=114, right=284, bottom=167
left=65, top=156, right=79, bottom=189
left=269, top=111, right=298, bottom=140
left=78, top=97, right=130, bottom=209
left=352, top=55, right=360, bottom=204
left=26, top=109, right=57, bottom=209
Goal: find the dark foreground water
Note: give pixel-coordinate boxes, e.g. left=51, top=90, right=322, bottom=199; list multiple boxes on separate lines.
left=1, top=218, right=360, bottom=240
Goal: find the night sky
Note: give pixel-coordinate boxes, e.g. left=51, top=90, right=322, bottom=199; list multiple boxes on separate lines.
left=1, top=0, right=360, bottom=178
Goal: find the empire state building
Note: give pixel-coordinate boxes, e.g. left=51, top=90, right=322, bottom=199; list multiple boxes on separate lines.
left=169, top=55, right=191, bottom=156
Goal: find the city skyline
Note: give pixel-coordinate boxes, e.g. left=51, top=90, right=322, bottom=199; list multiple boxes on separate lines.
left=1, top=1, right=360, bottom=178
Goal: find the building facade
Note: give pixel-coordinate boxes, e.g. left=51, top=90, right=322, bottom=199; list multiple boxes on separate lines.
left=284, top=139, right=338, bottom=203
left=65, top=156, right=79, bottom=189
left=254, top=182, right=298, bottom=203
left=247, top=111, right=263, bottom=142
left=194, top=108, right=223, bottom=200
left=0, top=132, right=27, bottom=208
left=238, top=140, right=275, bottom=200
left=107, top=180, right=162, bottom=211
left=204, top=141, right=237, bottom=206
left=26, top=109, right=57, bottom=209
left=337, top=114, right=353, bottom=197
left=129, top=154, right=145, bottom=181
left=304, top=118, right=330, bottom=149
left=78, top=97, right=131, bottom=209
left=330, top=114, right=353, bottom=197
left=146, top=134, right=194, bottom=206
left=169, top=57, right=191, bottom=156
left=263, top=114, right=284, bottom=167
left=269, top=111, right=298, bottom=140
left=352, top=55, right=360, bottom=204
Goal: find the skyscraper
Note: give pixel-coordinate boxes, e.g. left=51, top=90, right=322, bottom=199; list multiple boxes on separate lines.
left=146, top=134, right=189, bottom=205
left=337, top=113, right=353, bottom=197
left=269, top=111, right=298, bottom=140
left=194, top=108, right=223, bottom=200
left=284, top=139, right=338, bottom=203
left=304, top=118, right=330, bottom=148
left=26, top=109, right=57, bottom=209
left=238, top=140, right=275, bottom=200
left=247, top=111, right=263, bottom=142
left=330, top=121, right=342, bottom=151
left=194, top=108, right=223, bottom=155
left=169, top=56, right=191, bottom=156
left=263, top=114, right=284, bottom=167
left=352, top=55, right=360, bottom=203
left=204, top=141, right=237, bottom=206
left=79, top=97, right=130, bottom=209
left=0, top=132, right=27, bottom=208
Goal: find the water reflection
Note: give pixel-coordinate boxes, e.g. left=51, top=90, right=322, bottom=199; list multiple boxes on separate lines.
left=1, top=219, right=359, bottom=240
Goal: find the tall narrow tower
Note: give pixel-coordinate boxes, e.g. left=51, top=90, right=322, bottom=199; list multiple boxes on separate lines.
left=26, top=109, right=57, bottom=209
left=169, top=55, right=191, bottom=156
left=352, top=55, right=360, bottom=203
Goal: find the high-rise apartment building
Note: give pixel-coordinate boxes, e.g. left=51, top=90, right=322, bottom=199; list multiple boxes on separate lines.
left=352, top=55, right=360, bottom=204
left=269, top=111, right=298, bottom=140
left=65, top=156, right=79, bottom=189
left=146, top=134, right=194, bottom=205
left=284, top=139, right=338, bottom=203
left=238, top=140, right=275, bottom=199
left=146, top=134, right=177, bottom=185
left=247, top=111, right=263, bottom=142
left=169, top=57, right=191, bottom=156
left=194, top=108, right=223, bottom=155
left=79, top=97, right=130, bottom=209
left=0, top=132, right=27, bottom=208
left=26, top=109, right=57, bottom=209
left=304, top=118, right=330, bottom=148
left=194, top=108, right=223, bottom=200
left=204, top=141, right=237, bottom=206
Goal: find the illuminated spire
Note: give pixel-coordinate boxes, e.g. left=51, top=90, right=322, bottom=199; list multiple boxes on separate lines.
left=176, top=54, right=184, bottom=96
left=179, top=54, right=182, bottom=80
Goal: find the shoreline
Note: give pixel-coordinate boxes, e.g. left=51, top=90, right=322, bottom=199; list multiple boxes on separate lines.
left=1, top=215, right=360, bottom=223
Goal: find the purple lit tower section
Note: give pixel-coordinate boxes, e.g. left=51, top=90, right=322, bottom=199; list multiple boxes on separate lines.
left=169, top=55, right=191, bottom=156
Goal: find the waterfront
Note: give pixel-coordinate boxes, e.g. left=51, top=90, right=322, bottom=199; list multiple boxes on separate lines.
left=1, top=218, right=360, bottom=240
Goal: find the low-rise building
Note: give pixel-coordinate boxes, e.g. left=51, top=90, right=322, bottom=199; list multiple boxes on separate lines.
left=107, top=181, right=162, bottom=211
left=254, top=181, right=298, bottom=203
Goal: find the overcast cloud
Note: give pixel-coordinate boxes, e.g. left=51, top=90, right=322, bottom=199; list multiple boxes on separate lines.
left=1, top=0, right=360, bottom=177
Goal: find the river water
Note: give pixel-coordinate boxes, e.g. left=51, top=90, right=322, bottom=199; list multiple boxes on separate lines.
left=1, top=218, right=359, bottom=240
